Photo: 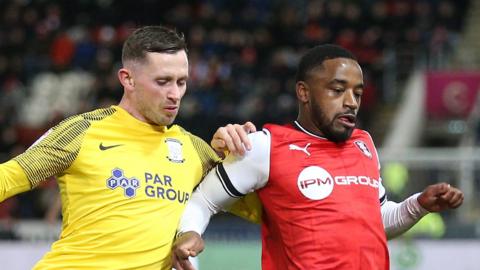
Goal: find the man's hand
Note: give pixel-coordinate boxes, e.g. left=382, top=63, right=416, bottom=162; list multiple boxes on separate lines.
left=417, top=183, right=464, bottom=212
left=211, top=121, right=257, bottom=156
left=172, top=231, right=204, bottom=270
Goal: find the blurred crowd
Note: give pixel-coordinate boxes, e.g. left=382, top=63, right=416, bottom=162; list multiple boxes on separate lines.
left=0, top=0, right=469, bottom=224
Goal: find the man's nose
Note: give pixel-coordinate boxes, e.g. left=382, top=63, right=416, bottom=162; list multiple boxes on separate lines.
left=167, top=85, right=182, bottom=102
left=344, top=90, right=359, bottom=110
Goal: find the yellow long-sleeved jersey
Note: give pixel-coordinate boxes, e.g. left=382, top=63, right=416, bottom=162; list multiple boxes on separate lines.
left=0, top=105, right=220, bottom=269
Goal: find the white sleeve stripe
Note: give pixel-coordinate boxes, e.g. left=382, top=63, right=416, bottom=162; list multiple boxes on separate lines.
left=380, top=193, right=387, bottom=205
left=216, top=164, right=244, bottom=198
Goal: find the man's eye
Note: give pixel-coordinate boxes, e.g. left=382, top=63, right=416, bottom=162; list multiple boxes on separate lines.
left=157, top=80, right=168, bottom=86
left=178, top=80, right=187, bottom=86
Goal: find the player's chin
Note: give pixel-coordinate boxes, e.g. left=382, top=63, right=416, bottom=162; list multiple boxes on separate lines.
left=156, top=115, right=177, bottom=126
left=327, top=128, right=353, bottom=143
left=166, top=111, right=179, bottom=122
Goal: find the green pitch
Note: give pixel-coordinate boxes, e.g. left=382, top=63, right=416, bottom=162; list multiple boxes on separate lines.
left=199, top=240, right=261, bottom=270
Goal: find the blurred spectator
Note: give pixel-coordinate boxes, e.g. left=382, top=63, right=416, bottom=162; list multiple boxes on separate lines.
left=0, top=0, right=470, bottom=221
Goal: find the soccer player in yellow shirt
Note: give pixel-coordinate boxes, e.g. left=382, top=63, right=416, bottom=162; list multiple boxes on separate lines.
left=0, top=25, right=254, bottom=269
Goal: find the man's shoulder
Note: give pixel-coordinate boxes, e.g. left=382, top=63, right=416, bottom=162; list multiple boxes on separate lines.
left=36, top=107, right=117, bottom=145
left=79, top=107, right=117, bottom=121
left=167, top=125, right=206, bottom=143
left=263, top=122, right=298, bottom=137
left=263, top=122, right=292, bottom=131
left=167, top=124, right=188, bottom=134
left=54, top=107, right=117, bottom=129
left=351, top=128, right=373, bottom=140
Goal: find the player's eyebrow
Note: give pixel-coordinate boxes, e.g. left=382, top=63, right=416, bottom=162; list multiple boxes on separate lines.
left=329, top=79, right=364, bottom=89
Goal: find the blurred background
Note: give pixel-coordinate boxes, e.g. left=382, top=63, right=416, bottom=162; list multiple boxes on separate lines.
left=0, top=0, right=479, bottom=269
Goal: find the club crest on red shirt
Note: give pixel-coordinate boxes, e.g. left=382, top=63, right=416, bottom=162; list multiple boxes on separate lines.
left=354, top=140, right=372, bottom=159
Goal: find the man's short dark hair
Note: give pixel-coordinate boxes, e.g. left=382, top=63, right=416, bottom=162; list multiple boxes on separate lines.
left=295, top=44, right=357, bottom=82
left=122, top=25, right=187, bottom=64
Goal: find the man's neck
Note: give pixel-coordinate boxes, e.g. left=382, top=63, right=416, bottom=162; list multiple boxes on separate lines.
left=118, top=97, right=147, bottom=123
left=295, top=117, right=325, bottom=138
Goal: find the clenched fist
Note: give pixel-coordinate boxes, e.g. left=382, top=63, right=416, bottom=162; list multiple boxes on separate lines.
left=172, top=231, right=204, bottom=270
left=417, top=183, right=464, bottom=212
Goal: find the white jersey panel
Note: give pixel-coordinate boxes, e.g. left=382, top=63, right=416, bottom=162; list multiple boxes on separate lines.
left=177, top=130, right=270, bottom=235
left=220, top=129, right=271, bottom=194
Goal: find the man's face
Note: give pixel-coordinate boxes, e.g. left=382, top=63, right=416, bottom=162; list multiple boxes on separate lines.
left=130, top=51, right=188, bottom=126
left=305, top=58, right=364, bottom=142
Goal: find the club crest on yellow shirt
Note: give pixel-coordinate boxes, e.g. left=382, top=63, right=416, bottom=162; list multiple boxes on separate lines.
left=165, top=138, right=185, bottom=163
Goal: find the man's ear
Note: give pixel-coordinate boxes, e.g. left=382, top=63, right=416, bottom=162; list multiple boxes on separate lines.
left=118, top=68, right=135, bottom=90
left=296, top=81, right=309, bottom=103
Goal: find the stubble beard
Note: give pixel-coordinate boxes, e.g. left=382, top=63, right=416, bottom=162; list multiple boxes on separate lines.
left=151, top=110, right=176, bottom=126
left=138, top=101, right=176, bottom=126
left=311, top=102, right=353, bottom=143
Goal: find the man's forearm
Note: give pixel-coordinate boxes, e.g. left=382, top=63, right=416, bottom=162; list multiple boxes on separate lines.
left=381, top=193, right=429, bottom=239
left=178, top=170, right=239, bottom=235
